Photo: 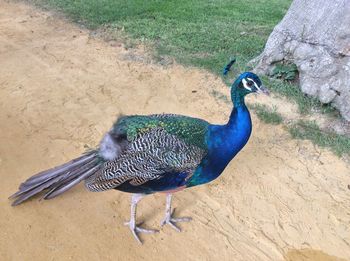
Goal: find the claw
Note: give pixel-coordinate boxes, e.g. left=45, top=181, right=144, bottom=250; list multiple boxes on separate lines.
left=161, top=201, right=192, bottom=232
left=124, top=221, right=158, bottom=244
left=125, top=194, right=158, bottom=244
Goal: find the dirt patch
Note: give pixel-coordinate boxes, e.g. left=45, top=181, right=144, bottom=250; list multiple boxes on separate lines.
left=1, top=1, right=350, bottom=260
left=284, top=249, right=348, bottom=261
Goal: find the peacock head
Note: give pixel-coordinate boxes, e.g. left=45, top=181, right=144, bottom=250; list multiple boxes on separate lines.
left=234, top=72, right=269, bottom=96
left=222, top=59, right=269, bottom=105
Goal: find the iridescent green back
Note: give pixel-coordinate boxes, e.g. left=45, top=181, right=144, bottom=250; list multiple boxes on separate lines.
left=112, top=114, right=209, bottom=150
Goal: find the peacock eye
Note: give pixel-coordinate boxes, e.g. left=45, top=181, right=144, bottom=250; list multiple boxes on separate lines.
left=247, top=81, right=253, bottom=87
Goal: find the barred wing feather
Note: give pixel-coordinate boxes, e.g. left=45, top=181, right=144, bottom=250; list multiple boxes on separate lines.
left=85, top=116, right=208, bottom=192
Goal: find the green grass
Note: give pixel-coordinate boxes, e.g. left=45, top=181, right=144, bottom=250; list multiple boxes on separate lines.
left=32, top=0, right=291, bottom=74
left=34, top=0, right=338, bottom=116
left=288, top=120, right=350, bottom=157
left=29, top=0, right=348, bottom=157
left=250, top=104, right=283, bottom=125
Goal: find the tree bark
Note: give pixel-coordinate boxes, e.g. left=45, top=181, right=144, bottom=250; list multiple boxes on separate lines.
left=252, top=0, right=350, bottom=121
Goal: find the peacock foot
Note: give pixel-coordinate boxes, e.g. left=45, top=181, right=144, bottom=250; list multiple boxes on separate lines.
left=160, top=208, right=192, bottom=232
left=124, top=220, right=159, bottom=244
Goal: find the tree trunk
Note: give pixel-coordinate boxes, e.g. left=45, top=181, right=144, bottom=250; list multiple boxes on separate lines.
left=252, top=0, right=350, bottom=121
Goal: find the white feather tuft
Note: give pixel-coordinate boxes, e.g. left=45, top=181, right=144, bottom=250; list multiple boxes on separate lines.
left=99, top=133, right=121, bottom=161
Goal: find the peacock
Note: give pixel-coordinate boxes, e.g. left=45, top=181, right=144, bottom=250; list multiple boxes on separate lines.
left=10, top=60, right=269, bottom=243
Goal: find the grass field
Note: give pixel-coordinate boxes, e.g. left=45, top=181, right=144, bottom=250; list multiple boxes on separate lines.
left=34, top=0, right=338, bottom=115
left=31, top=0, right=350, bottom=157
left=34, top=0, right=291, bottom=73
left=289, top=121, right=350, bottom=157
left=250, top=104, right=283, bottom=125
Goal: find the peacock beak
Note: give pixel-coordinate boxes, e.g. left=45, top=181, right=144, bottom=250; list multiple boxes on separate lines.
left=257, top=85, right=270, bottom=96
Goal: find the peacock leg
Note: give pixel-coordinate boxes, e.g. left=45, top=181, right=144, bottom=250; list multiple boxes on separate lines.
left=124, top=193, right=158, bottom=244
left=160, top=193, right=192, bottom=232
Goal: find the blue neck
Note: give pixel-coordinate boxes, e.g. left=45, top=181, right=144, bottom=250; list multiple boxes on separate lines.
left=220, top=104, right=252, bottom=159
left=187, top=87, right=252, bottom=187
left=231, top=79, right=246, bottom=108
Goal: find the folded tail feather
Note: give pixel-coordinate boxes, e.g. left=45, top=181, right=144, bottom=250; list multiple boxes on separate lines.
left=10, top=150, right=102, bottom=206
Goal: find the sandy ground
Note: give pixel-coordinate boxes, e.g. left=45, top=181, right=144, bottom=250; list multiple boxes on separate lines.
left=1, top=1, right=350, bottom=261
